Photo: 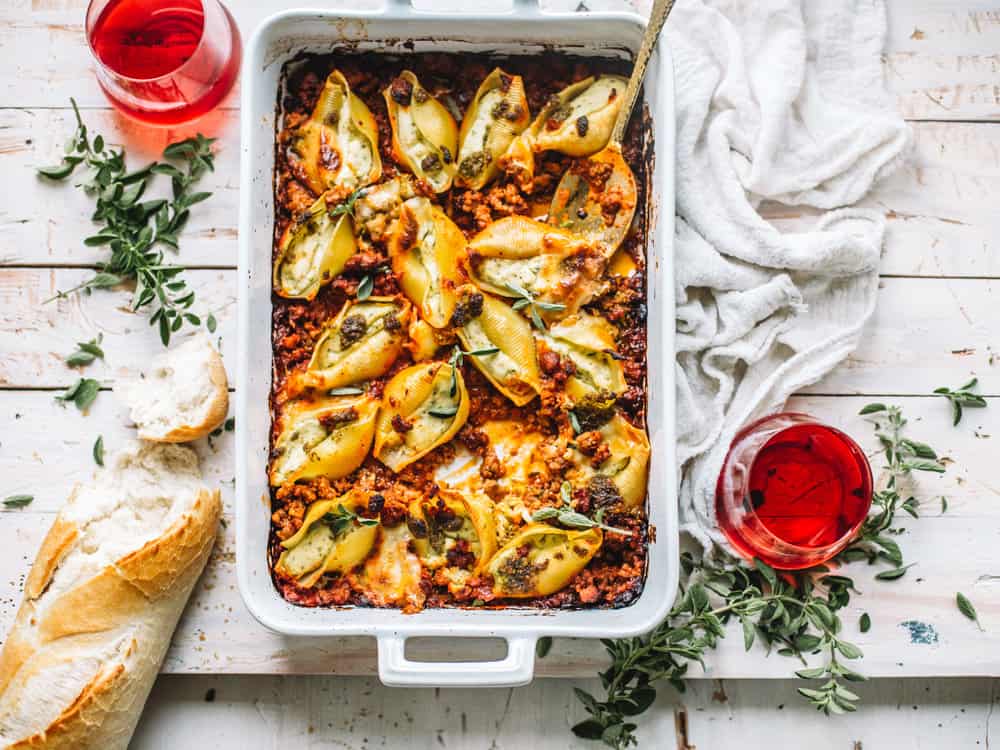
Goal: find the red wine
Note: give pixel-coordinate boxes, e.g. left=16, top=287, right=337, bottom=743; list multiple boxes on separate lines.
left=91, top=0, right=205, bottom=81
left=87, top=0, right=240, bottom=125
left=716, top=414, right=873, bottom=569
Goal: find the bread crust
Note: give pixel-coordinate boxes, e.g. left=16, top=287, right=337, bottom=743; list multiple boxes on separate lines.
left=138, top=347, right=230, bottom=443
left=0, top=453, right=221, bottom=750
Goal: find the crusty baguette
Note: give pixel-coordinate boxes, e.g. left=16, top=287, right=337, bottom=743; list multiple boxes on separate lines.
left=0, top=442, right=221, bottom=749
left=123, top=335, right=229, bottom=443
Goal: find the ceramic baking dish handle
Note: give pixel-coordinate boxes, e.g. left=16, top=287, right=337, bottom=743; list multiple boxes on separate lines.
left=377, top=635, right=537, bottom=687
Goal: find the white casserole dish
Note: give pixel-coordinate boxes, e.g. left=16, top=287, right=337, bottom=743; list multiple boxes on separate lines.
left=236, top=0, right=677, bottom=688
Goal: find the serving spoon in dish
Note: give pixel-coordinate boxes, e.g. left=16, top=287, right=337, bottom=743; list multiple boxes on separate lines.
left=548, top=0, right=676, bottom=254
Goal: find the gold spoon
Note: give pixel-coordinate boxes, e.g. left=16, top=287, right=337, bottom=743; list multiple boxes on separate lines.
left=548, top=0, right=676, bottom=255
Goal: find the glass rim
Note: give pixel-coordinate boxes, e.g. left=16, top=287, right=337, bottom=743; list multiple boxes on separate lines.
left=85, top=0, right=213, bottom=85
left=731, top=412, right=874, bottom=559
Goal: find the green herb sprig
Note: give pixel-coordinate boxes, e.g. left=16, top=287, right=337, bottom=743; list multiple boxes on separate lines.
left=55, top=377, right=101, bottom=412
left=65, top=334, right=105, bottom=368
left=506, top=283, right=565, bottom=331
left=3, top=494, right=33, bottom=509
left=322, top=503, right=379, bottom=536
left=39, top=99, right=216, bottom=346
left=531, top=482, right=633, bottom=537
left=933, top=378, right=987, bottom=426
left=571, top=403, right=950, bottom=748
left=956, top=592, right=983, bottom=631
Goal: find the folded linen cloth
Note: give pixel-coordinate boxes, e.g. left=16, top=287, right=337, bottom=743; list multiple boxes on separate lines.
left=647, top=0, right=910, bottom=552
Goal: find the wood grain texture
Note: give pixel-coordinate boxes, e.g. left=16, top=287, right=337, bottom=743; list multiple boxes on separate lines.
left=2, top=392, right=997, bottom=678
left=130, top=674, right=998, bottom=749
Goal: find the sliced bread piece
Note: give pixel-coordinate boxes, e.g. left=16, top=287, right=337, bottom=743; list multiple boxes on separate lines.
left=123, top=335, right=229, bottom=443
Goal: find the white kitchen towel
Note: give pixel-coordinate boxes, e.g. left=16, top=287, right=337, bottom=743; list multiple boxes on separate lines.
left=659, top=0, right=910, bottom=552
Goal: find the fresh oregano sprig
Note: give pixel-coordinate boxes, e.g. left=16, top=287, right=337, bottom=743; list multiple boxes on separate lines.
left=933, top=378, right=987, bottom=426
left=572, top=402, right=951, bottom=748
left=65, top=334, right=104, bottom=367
left=321, top=503, right=379, bottom=536
left=39, top=99, right=216, bottom=346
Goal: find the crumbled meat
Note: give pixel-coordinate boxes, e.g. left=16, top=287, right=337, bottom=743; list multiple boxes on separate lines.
left=368, top=493, right=386, bottom=515
left=339, top=314, right=368, bottom=348
left=587, top=475, right=622, bottom=509
left=449, top=292, right=484, bottom=327
left=480, top=451, right=505, bottom=479
left=319, top=407, right=358, bottom=430
left=391, top=414, right=414, bottom=433
left=388, top=76, right=413, bottom=104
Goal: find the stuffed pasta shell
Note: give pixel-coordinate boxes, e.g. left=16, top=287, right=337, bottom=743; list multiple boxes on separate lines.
left=503, top=75, right=628, bottom=182
left=544, top=313, right=626, bottom=402
left=456, top=289, right=540, bottom=406
left=388, top=197, right=468, bottom=328
left=467, top=216, right=606, bottom=320
left=384, top=71, right=459, bottom=193
left=374, top=361, right=470, bottom=471
left=269, top=394, right=379, bottom=486
left=408, top=490, right=497, bottom=573
left=293, top=297, right=411, bottom=393
left=275, top=490, right=378, bottom=587
left=568, top=412, right=650, bottom=508
left=273, top=193, right=358, bottom=300
left=287, top=70, right=382, bottom=194
left=487, top=524, right=602, bottom=598
left=455, top=68, right=530, bottom=190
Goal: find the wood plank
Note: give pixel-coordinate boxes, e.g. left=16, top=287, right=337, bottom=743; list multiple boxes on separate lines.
left=131, top=674, right=996, bottom=749
left=0, top=268, right=235, bottom=389
left=1, top=269, right=996, bottom=395
left=1, top=392, right=998, bottom=677
left=1, top=0, right=999, bottom=120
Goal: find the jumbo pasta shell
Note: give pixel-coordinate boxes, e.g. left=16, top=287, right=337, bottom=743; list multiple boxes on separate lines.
left=568, top=413, right=650, bottom=509
left=268, top=394, right=379, bottom=486
left=373, top=360, right=470, bottom=472
left=467, top=216, right=606, bottom=320
left=455, top=68, right=530, bottom=190
left=273, top=193, right=358, bottom=300
left=486, top=524, right=602, bottom=598
left=532, top=75, right=627, bottom=157
left=275, top=490, right=378, bottom=587
left=407, top=489, right=497, bottom=573
left=294, top=297, right=411, bottom=393
left=384, top=71, right=459, bottom=193
left=388, top=197, right=469, bottom=328
left=545, top=312, right=626, bottom=402
left=287, top=70, right=382, bottom=194
left=457, top=290, right=540, bottom=406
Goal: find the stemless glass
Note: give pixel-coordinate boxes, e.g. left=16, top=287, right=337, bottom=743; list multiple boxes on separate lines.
left=86, top=0, right=241, bottom=126
left=715, top=413, right=874, bottom=570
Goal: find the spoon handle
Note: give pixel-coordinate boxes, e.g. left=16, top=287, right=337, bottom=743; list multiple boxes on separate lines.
left=611, top=0, right=675, bottom=144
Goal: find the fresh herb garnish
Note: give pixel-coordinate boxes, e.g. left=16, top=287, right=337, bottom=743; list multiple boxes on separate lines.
left=224, top=416, right=235, bottom=432
left=93, top=435, right=104, bottom=466
left=531, top=481, right=633, bottom=537
left=356, top=274, right=374, bottom=301
left=461, top=347, right=500, bottom=357
left=329, top=187, right=366, bottom=217
left=40, top=99, right=216, bottom=346
left=859, top=612, right=871, bottom=633
left=933, top=378, right=987, bottom=425
left=322, top=503, right=379, bottom=536
left=536, top=636, right=553, bottom=659
left=571, top=403, right=947, bottom=747
left=329, top=386, right=365, bottom=396
left=956, top=592, right=983, bottom=631
left=3, top=494, right=33, bottom=509
left=65, top=334, right=105, bottom=367
left=506, top=282, right=565, bottom=331
left=55, top=377, right=100, bottom=412
left=568, top=410, right=583, bottom=435
left=206, top=312, right=218, bottom=334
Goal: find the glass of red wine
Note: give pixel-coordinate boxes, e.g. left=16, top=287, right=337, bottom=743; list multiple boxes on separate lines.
left=86, top=0, right=241, bottom=125
left=716, top=413, right=873, bottom=570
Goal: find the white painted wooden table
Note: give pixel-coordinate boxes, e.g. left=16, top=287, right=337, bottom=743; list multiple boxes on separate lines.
left=2, top=0, right=1000, bottom=746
